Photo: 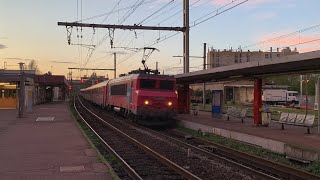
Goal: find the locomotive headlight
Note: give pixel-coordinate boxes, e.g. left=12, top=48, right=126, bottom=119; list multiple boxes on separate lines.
left=144, top=100, right=149, bottom=105
left=168, top=101, right=173, bottom=106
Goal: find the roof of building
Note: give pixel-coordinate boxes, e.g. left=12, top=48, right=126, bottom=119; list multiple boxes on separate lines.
left=175, top=50, right=320, bottom=84
left=35, top=74, right=68, bottom=86
left=0, top=70, right=36, bottom=82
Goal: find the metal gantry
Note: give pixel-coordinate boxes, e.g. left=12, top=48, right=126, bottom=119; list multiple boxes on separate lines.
left=58, top=0, right=190, bottom=73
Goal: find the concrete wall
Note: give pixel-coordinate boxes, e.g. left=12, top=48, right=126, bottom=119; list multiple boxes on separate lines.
left=178, top=119, right=320, bottom=161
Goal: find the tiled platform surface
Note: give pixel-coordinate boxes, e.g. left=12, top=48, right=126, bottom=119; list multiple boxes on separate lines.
left=0, top=102, right=112, bottom=180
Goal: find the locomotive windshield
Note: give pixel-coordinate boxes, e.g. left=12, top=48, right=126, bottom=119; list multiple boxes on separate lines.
left=160, top=80, right=174, bottom=90
left=140, top=79, right=156, bottom=89
left=139, top=79, right=174, bottom=90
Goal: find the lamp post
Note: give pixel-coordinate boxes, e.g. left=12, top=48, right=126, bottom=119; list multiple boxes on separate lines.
left=18, top=62, right=25, bottom=118
left=302, top=75, right=309, bottom=116
left=316, top=76, right=320, bottom=134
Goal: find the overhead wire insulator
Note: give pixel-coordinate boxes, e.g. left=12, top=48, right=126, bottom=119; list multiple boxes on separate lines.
left=108, top=28, right=115, bottom=48
left=80, top=27, right=83, bottom=38
left=66, top=26, right=73, bottom=45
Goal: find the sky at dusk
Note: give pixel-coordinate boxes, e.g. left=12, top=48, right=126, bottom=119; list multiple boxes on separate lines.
left=1, top=0, right=320, bottom=79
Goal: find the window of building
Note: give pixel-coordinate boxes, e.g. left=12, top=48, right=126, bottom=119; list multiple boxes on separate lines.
left=265, top=54, right=269, bottom=59
left=0, top=89, right=17, bottom=98
left=277, top=54, right=280, bottom=57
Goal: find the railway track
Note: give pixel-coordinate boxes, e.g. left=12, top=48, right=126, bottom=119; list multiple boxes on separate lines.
left=74, top=96, right=198, bottom=179
left=160, top=130, right=320, bottom=180
left=75, top=96, right=278, bottom=179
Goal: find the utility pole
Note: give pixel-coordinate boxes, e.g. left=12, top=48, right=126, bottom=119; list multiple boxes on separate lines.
left=18, top=62, right=25, bottom=118
left=316, top=75, right=320, bottom=134
left=305, top=75, right=309, bottom=116
left=183, top=0, right=189, bottom=73
left=114, top=53, right=116, bottom=79
left=173, top=43, right=207, bottom=107
left=203, top=43, right=207, bottom=108
left=203, top=43, right=207, bottom=70
left=156, top=62, right=158, bottom=71
left=300, top=75, right=303, bottom=97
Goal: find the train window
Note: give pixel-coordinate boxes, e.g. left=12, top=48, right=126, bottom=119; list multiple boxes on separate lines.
left=140, top=79, right=156, bottom=89
left=110, top=84, right=127, bottom=95
left=160, top=80, right=174, bottom=90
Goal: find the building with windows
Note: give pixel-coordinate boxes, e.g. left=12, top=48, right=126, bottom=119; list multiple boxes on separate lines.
left=189, top=47, right=300, bottom=106
left=207, top=47, right=299, bottom=68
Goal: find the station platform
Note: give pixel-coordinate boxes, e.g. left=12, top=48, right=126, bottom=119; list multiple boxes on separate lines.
left=0, top=102, right=112, bottom=180
left=176, top=111, right=320, bottom=161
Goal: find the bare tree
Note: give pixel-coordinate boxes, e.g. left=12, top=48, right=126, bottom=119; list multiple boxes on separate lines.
left=27, top=60, right=41, bottom=74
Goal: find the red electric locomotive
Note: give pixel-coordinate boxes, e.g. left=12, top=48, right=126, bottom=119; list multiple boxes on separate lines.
left=80, top=70, right=178, bottom=126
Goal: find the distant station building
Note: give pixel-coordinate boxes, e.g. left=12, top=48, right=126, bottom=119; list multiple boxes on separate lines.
left=34, top=73, right=69, bottom=103
left=0, top=69, right=68, bottom=109
left=0, top=69, right=36, bottom=109
left=207, top=47, right=299, bottom=68
left=70, top=75, right=109, bottom=94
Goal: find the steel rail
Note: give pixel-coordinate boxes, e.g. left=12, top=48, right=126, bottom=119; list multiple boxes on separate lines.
left=76, top=96, right=201, bottom=180
left=170, top=130, right=320, bottom=180
left=140, top=128, right=278, bottom=180
left=73, top=97, right=143, bottom=180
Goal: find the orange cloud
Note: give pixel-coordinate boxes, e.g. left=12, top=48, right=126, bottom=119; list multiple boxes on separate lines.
left=257, top=33, right=320, bottom=53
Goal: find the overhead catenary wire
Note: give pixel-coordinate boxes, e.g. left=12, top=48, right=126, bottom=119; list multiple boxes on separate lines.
left=191, top=0, right=248, bottom=27
left=115, top=0, right=206, bottom=50
left=80, top=0, right=150, bottom=71
left=101, top=0, right=123, bottom=23
left=81, top=0, right=125, bottom=70
left=242, top=23, right=320, bottom=49
left=115, top=0, right=249, bottom=72
left=114, top=0, right=205, bottom=66
left=137, top=0, right=176, bottom=25
left=119, top=0, right=146, bottom=24
left=119, top=0, right=248, bottom=74
left=78, top=0, right=249, bottom=76
left=75, top=0, right=154, bottom=23
left=115, top=0, right=202, bottom=55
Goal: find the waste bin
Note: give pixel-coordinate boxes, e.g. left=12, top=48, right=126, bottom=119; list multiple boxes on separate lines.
left=261, top=105, right=271, bottom=126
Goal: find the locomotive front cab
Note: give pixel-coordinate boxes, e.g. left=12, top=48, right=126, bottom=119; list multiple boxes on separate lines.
left=134, top=77, right=178, bottom=120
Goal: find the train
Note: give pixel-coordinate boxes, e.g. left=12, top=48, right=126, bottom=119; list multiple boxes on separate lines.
left=80, top=72, right=178, bottom=126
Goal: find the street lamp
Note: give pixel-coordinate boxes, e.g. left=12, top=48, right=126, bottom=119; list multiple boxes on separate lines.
left=302, top=76, right=309, bottom=116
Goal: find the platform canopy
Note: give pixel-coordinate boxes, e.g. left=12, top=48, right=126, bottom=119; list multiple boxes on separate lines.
left=0, top=70, right=36, bottom=82
left=175, top=50, right=320, bottom=84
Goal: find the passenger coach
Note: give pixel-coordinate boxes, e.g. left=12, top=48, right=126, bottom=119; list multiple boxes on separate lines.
left=80, top=73, right=178, bottom=125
